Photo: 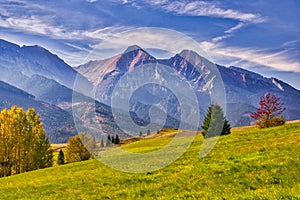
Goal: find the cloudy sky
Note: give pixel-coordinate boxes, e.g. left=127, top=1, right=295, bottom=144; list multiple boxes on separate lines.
left=0, top=0, right=299, bottom=88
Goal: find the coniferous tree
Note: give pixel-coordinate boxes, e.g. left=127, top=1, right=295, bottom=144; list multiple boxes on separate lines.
left=100, top=137, right=104, bottom=148
left=106, top=135, right=111, bottom=147
left=147, top=130, right=151, bottom=136
left=201, top=104, right=231, bottom=138
left=115, top=135, right=120, bottom=144
left=57, top=149, right=65, bottom=165
left=139, top=131, right=143, bottom=137
left=111, top=136, right=115, bottom=144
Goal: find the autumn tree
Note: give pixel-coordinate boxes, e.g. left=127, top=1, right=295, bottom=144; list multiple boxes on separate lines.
left=251, top=93, right=286, bottom=128
left=201, top=104, right=231, bottom=138
left=65, top=133, right=92, bottom=163
left=0, top=106, right=53, bottom=177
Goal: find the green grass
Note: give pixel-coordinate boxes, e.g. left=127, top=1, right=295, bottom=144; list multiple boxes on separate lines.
left=0, top=123, right=299, bottom=199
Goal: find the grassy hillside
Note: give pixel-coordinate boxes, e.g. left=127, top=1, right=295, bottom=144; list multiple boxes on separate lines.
left=0, top=123, right=299, bottom=199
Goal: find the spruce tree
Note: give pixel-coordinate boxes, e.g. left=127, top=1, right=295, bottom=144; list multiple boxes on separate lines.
left=106, top=135, right=111, bottom=147
left=115, top=134, right=120, bottom=144
left=100, top=137, right=104, bottom=148
left=57, top=149, right=65, bottom=165
left=111, top=136, right=115, bottom=144
left=201, top=104, right=231, bottom=138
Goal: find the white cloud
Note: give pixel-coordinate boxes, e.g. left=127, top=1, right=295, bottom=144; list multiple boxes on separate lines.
left=131, top=0, right=266, bottom=23
left=224, top=22, right=245, bottom=34
left=116, top=0, right=265, bottom=44
left=0, top=14, right=135, bottom=43
left=82, top=26, right=134, bottom=40
left=211, top=22, right=245, bottom=42
left=0, top=15, right=82, bottom=39
left=200, top=41, right=300, bottom=72
left=83, top=27, right=210, bottom=60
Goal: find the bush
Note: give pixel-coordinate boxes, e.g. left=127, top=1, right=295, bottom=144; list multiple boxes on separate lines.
left=256, top=116, right=285, bottom=128
left=65, top=133, right=92, bottom=163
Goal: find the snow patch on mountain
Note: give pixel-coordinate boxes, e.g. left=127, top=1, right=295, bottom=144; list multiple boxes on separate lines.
left=241, top=73, right=246, bottom=82
left=272, top=78, right=284, bottom=91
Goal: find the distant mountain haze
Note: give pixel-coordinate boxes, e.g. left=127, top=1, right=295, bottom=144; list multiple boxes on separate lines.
left=1, top=39, right=299, bottom=142
left=77, top=45, right=300, bottom=127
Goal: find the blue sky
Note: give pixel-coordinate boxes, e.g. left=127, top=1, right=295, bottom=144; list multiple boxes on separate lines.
left=0, top=0, right=299, bottom=89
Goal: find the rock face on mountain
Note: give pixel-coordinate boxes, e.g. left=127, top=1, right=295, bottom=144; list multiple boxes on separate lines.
left=0, top=40, right=134, bottom=140
left=0, top=81, right=76, bottom=143
left=0, top=39, right=92, bottom=101
left=0, top=39, right=79, bottom=88
left=1, top=39, right=299, bottom=142
left=77, top=45, right=300, bottom=127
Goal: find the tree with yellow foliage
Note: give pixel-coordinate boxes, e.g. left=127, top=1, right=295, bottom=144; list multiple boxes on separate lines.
left=65, top=133, right=93, bottom=163
left=0, top=106, right=53, bottom=177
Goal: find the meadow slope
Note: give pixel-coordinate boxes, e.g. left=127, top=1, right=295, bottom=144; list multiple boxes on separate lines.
left=0, top=123, right=299, bottom=199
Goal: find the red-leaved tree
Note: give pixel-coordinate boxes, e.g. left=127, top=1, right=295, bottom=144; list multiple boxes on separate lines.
left=251, top=93, right=286, bottom=128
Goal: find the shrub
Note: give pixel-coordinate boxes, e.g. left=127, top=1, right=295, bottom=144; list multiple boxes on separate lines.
left=65, top=133, right=92, bottom=163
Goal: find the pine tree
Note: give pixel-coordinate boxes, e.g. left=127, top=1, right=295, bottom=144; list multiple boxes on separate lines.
left=100, top=137, right=104, bottom=148
left=147, top=130, right=151, bottom=136
left=115, top=135, right=120, bottom=144
left=111, top=136, right=115, bottom=144
left=106, top=135, right=111, bottom=147
left=139, top=131, right=143, bottom=137
left=57, top=149, right=65, bottom=165
left=201, top=104, right=231, bottom=138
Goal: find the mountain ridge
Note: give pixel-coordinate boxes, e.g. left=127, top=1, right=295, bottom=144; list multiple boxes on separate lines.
left=0, top=80, right=77, bottom=143
left=76, top=45, right=300, bottom=126
left=1, top=39, right=299, bottom=141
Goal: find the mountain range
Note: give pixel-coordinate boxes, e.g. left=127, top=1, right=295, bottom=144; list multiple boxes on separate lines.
left=77, top=45, right=300, bottom=127
left=0, top=39, right=299, bottom=142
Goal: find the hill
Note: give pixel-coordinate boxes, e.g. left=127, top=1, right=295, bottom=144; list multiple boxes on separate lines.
left=0, top=122, right=299, bottom=199
left=0, top=81, right=77, bottom=143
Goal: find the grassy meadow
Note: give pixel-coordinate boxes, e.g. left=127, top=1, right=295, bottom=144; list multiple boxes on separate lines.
left=0, top=123, right=299, bottom=199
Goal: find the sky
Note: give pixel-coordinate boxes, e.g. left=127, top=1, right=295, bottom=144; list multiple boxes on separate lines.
left=0, top=0, right=299, bottom=89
